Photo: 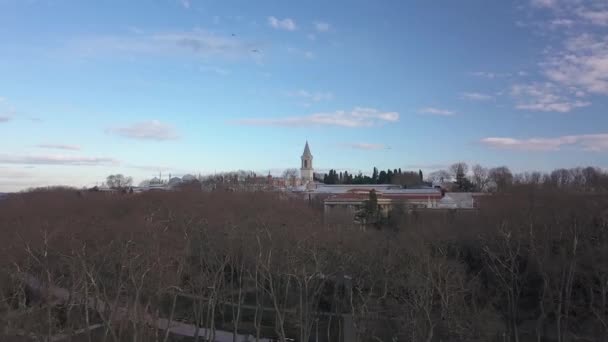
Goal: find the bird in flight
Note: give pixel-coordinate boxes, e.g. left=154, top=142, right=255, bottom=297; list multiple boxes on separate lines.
left=251, top=49, right=259, bottom=53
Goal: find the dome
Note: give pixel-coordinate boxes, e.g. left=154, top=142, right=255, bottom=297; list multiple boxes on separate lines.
left=182, top=174, right=196, bottom=182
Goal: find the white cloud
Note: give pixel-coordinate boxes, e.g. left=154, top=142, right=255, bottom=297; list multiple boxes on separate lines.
left=578, top=10, right=608, bottom=26
left=235, top=107, right=399, bottom=128
left=314, top=21, right=331, bottom=32
left=531, top=0, right=558, bottom=8
left=341, top=143, right=387, bottom=150
left=307, top=34, right=316, bottom=41
left=36, top=144, right=81, bottom=151
left=543, top=34, right=608, bottom=95
left=287, top=90, right=333, bottom=102
left=268, top=16, right=296, bottom=31
left=519, top=1, right=608, bottom=114
left=515, top=101, right=589, bottom=112
left=511, top=83, right=591, bottom=112
left=480, top=133, right=608, bottom=152
left=418, top=107, right=455, bottom=116
left=106, top=120, right=179, bottom=141
left=0, top=154, right=119, bottom=166
left=460, top=92, right=494, bottom=101
left=528, top=0, right=608, bottom=27
left=549, top=18, right=575, bottom=27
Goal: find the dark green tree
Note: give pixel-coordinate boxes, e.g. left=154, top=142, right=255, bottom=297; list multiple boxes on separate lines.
left=356, top=189, right=379, bottom=226
left=378, top=170, right=387, bottom=184
left=451, top=162, right=474, bottom=191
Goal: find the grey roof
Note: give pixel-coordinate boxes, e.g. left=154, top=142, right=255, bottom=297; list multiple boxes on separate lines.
left=302, top=141, right=312, bottom=157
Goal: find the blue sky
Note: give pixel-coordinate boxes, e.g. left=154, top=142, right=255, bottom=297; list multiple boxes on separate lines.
left=1, top=0, right=608, bottom=191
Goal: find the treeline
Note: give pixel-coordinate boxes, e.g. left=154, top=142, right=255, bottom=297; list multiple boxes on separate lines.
left=323, top=163, right=608, bottom=194
left=434, top=163, right=608, bottom=193
left=323, top=167, right=424, bottom=186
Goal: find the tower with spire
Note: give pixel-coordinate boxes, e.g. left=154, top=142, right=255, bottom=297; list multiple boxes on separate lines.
left=300, top=141, right=314, bottom=183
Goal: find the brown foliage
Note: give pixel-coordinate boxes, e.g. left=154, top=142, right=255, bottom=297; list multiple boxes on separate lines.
left=1, top=187, right=608, bottom=341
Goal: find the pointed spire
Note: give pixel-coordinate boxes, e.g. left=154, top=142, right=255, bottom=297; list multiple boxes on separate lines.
left=302, top=141, right=312, bottom=157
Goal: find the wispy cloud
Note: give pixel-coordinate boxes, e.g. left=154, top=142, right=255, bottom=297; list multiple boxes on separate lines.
left=470, top=71, right=511, bottom=79
left=36, top=144, right=81, bottom=151
left=527, top=0, right=608, bottom=27
left=106, top=120, right=179, bottom=141
left=127, top=164, right=174, bottom=172
left=549, top=18, right=575, bottom=27
left=480, top=133, right=608, bottom=151
left=522, top=0, right=608, bottom=113
left=179, top=0, right=190, bottom=9
left=0, top=116, right=10, bottom=123
left=286, top=47, right=315, bottom=59
left=418, top=107, right=455, bottom=116
left=401, top=163, right=450, bottom=171
left=530, top=0, right=558, bottom=9
left=341, top=143, right=387, bottom=150
left=314, top=21, right=331, bottom=32
left=287, top=90, right=333, bottom=102
left=543, top=34, right=608, bottom=95
left=235, top=107, right=399, bottom=128
left=71, top=29, right=255, bottom=59
left=268, top=16, right=296, bottom=31
left=0, top=154, right=119, bottom=166
left=577, top=10, right=608, bottom=26
left=199, top=65, right=231, bottom=75
left=511, top=83, right=590, bottom=112
left=0, top=168, right=33, bottom=179
left=460, top=92, right=494, bottom=101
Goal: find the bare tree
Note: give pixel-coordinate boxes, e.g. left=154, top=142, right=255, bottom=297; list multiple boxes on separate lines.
left=427, top=170, right=451, bottom=184
left=472, top=164, right=489, bottom=192
left=105, top=174, right=133, bottom=189
left=488, top=166, right=513, bottom=192
left=449, top=162, right=469, bottom=180
left=282, top=168, right=299, bottom=179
